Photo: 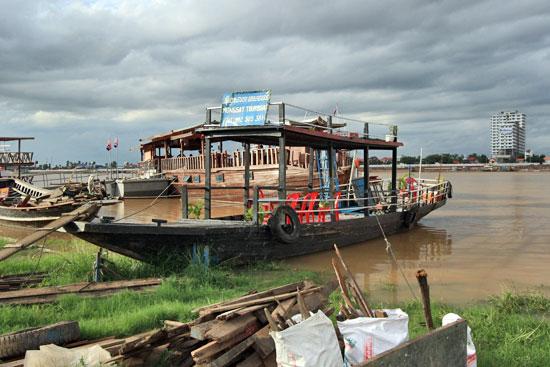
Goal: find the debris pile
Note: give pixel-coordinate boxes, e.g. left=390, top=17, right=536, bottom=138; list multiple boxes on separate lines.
left=109, top=279, right=337, bottom=367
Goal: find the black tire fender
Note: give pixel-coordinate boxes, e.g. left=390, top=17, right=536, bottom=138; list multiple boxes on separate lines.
left=403, top=207, right=418, bottom=229
left=0, top=320, right=80, bottom=359
left=268, top=205, right=301, bottom=243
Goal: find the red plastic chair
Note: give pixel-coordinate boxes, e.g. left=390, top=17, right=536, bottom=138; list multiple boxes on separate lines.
left=298, top=192, right=319, bottom=223
left=333, top=192, right=342, bottom=221
left=259, top=189, right=276, bottom=224
left=286, top=193, right=301, bottom=209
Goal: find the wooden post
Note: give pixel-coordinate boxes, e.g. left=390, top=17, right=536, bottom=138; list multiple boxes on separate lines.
left=364, top=147, right=370, bottom=217
left=328, top=145, right=335, bottom=222
left=181, top=185, right=188, bottom=219
left=206, top=108, right=212, bottom=124
left=252, top=185, right=259, bottom=224
left=278, top=135, right=286, bottom=200
left=278, top=103, right=285, bottom=124
left=391, top=147, right=397, bottom=212
left=17, top=139, right=21, bottom=179
left=204, top=137, right=211, bottom=219
left=244, top=143, right=251, bottom=215
left=308, top=148, right=314, bottom=191
left=416, top=269, right=434, bottom=331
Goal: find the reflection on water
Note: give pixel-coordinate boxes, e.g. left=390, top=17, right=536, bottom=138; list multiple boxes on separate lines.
left=2, top=171, right=549, bottom=305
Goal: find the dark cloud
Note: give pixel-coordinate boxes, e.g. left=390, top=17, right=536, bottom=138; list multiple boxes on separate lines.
left=0, top=0, right=549, bottom=164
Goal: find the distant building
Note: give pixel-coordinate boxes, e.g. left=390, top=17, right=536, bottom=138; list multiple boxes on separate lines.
left=490, top=110, right=526, bottom=163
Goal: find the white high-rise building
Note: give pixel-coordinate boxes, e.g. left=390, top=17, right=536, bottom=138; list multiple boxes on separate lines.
left=490, top=110, right=526, bottom=163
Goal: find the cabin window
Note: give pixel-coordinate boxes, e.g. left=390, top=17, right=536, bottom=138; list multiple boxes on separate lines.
left=193, top=175, right=200, bottom=183
left=216, top=174, right=224, bottom=182
left=182, top=175, right=191, bottom=183
left=243, top=172, right=254, bottom=180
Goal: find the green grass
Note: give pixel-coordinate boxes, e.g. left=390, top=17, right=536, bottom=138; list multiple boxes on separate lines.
left=0, top=237, right=322, bottom=340
left=1, top=237, right=550, bottom=366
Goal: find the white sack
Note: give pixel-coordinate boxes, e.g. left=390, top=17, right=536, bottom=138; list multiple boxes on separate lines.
left=24, top=343, right=112, bottom=367
left=337, top=308, right=409, bottom=367
left=442, top=313, right=477, bottom=367
left=270, top=310, right=344, bottom=367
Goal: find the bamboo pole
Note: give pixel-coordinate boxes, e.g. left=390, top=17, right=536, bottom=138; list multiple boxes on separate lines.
left=334, top=244, right=374, bottom=317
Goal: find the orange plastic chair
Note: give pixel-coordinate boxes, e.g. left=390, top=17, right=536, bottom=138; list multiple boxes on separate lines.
left=298, top=192, right=319, bottom=223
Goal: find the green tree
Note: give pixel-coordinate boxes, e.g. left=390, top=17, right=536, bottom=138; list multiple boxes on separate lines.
left=424, top=154, right=441, bottom=164
left=400, top=156, right=418, bottom=164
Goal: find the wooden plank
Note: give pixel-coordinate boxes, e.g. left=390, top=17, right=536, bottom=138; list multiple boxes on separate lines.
left=205, top=314, right=258, bottom=343
left=260, top=352, right=276, bottom=367
left=192, top=322, right=260, bottom=363
left=0, top=278, right=162, bottom=305
left=207, top=332, right=258, bottom=367
left=200, top=286, right=324, bottom=314
left=251, top=325, right=274, bottom=359
left=271, top=297, right=295, bottom=319
left=356, top=319, right=467, bottom=367
left=193, top=281, right=305, bottom=314
left=236, top=352, right=263, bottom=367
left=190, top=319, right=221, bottom=340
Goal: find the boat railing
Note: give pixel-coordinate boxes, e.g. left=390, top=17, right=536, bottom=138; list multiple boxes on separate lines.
left=159, top=146, right=311, bottom=172
left=0, top=152, right=34, bottom=166
left=251, top=179, right=451, bottom=223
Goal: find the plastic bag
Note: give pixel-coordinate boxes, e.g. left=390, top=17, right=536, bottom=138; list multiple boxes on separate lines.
left=442, top=313, right=477, bottom=367
left=24, top=343, right=112, bottom=367
left=337, top=308, right=408, bottom=367
left=270, top=310, right=344, bottom=367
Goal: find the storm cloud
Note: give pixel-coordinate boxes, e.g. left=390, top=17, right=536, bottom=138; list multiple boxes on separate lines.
left=1, top=0, right=549, bottom=164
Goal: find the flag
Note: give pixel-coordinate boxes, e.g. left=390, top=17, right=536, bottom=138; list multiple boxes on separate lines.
left=333, top=103, right=339, bottom=116
left=114, top=138, right=118, bottom=148
left=106, top=140, right=112, bottom=151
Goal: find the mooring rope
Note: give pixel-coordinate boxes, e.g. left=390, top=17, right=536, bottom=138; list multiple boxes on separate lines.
left=112, top=182, right=174, bottom=223
left=374, top=214, right=421, bottom=305
left=21, top=236, right=47, bottom=288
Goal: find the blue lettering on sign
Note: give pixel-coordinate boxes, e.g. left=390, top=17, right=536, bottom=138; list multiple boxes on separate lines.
left=221, top=90, right=271, bottom=127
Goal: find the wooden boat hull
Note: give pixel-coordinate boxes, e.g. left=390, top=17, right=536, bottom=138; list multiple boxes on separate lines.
left=0, top=203, right=100, bottom=229
left=105, top=178, right=174, bottom=198
left=67, top=200, right=446, bottom=263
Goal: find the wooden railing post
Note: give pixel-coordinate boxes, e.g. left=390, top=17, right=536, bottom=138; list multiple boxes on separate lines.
left=252, top=185, right=259, bottom=224
left=181, top=185, right=188, bottom=219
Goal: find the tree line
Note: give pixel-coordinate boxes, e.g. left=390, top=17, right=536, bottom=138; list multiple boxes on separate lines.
left=369, top=153, right=547, bottom=165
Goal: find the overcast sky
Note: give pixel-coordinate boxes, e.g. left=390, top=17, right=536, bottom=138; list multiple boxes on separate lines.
left=1, top=0, right=549, bottom=165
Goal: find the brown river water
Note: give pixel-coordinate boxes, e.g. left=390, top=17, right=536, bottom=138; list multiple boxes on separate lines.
left=2, top=170, right=549, bottom=305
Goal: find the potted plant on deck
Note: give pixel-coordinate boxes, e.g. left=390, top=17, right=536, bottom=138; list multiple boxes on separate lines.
left=386, top=125, right=398, bottom=142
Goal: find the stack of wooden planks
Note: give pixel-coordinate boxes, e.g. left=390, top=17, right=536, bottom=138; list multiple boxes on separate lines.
left=0, top=272, right=48, bottom=292
left=103, top=279, right=337, bottom=367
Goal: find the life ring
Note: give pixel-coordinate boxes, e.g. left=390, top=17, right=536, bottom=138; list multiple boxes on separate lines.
left=268, top=205, right=301, bottom=244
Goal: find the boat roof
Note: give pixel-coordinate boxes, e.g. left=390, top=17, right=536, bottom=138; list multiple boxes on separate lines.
left=131, top=123, right=206, bottom=151
left=198, top=124, right=402, bottom=151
